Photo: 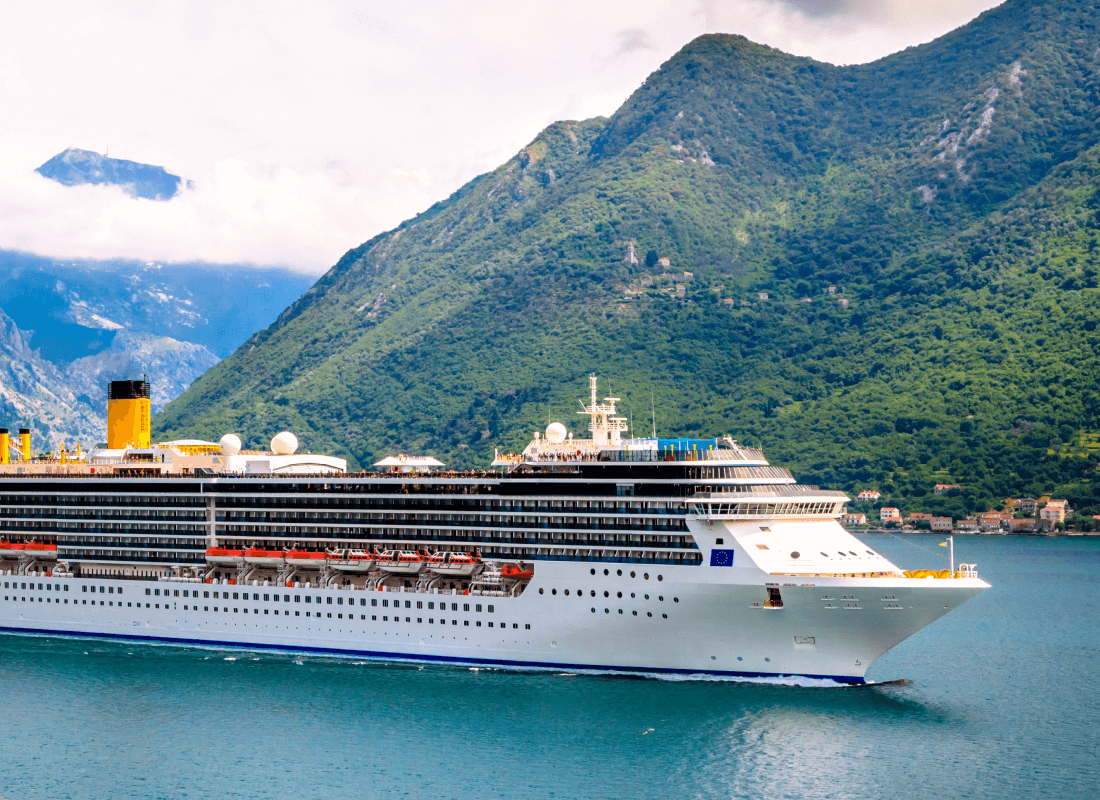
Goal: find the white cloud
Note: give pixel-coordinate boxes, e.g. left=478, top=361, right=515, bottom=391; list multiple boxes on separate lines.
left=0, top=0, right=1003, bottom=273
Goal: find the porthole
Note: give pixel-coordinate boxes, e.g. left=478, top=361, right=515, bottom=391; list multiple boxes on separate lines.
left=737, top=656, right=743, bottom=661
left=590, top=590, right=596, bottom=597
left=644, top=594, right=649, bottom=600
left=765, top=657, right=771, bottom=662
left=658, top=574, right=663, bottom=581
left=564, top=589, right=570, bottom=596
left=659, top=596, right=664, bottom=601
left=618, top=609, right=623, bottom=614
left=673, top=597, right=679, bottom=603
left=616, top=591, right=622, bottom=598
left=630, top=571, right=636, bottom=578
left=820, top=552, right=829, bottom=558
left=604, top=608, right=609, bottom=614
left=539, top=588, right=544, bottom=595
left=551, top=589, right=557, bottom=595
left=591, top=608, right=596, bottom=613
left=849, top=551, right=858, bottom=556
left=647, top=612, right=652, bottom=617
left=630, top=592, right=635, bottom=598
left=662, top=613, right=667, bottom=619
left=790, top=551, right=800, bottom=559
left=866, top=550, right=875, bottom=555
left=644, top=573, right=649, bottom=580
left=603, top=569, right=609, bottom=576
left=590, top=568, right=596, bottom=575
left=632, top=610, right=637, bottom=616
left=616, top=569, right=622, bottom=576
left=603, top=590, right=609, bottom=598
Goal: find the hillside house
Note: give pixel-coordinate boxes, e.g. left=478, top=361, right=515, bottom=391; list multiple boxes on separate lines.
left=828, top=285, right=837, bottom=294
left=1014, top=497, right=1038, bottom=514
left=657, top=257, right=671, bottom=268
left=841, top=512, right=868, bottom=526
left=837, top=298, right=850, bottom=308
left=934, top=483, right=962, bottom=495
left=721, top=298, right=734, bottom=307
left=880, top=507, right=901, bottom=522
left=757, top=292, right=769, bottom=300
left=907, top=512, right=934, bottom=522
left=857, top=490, right=880, bottom=501
left=1040, top=500, right=1069, bottom=526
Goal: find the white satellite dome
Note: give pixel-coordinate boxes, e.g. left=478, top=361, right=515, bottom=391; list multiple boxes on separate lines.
left=545, top=422, right=568, bottom=444
left=271, top=431, right=298, bottom=455
left=219, top=433, right=242, bottom=456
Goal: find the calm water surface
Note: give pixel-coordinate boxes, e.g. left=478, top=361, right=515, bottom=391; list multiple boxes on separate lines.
left=0, top=535, right=1096, bottom=799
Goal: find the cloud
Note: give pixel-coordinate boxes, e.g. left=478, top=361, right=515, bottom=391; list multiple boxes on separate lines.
left=0, top=0, right=1004, bottom=274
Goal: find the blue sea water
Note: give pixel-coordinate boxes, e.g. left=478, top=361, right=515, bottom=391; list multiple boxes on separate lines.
left=0, top=534, right=1096, bottom=799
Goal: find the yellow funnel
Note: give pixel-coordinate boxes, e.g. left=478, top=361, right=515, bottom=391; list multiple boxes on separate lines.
left=19, top=428, right=30, bottom=462
left=107, top=380, right=151, bottom=449
left=0, top=428, right=8, bottom=465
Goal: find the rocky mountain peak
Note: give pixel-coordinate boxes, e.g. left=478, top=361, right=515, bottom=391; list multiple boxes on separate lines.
left=35, top=147, right=189, bottom=201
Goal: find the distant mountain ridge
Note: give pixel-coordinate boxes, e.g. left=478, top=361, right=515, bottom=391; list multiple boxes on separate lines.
left=156, top=0, right=1100, bottom=515
left=0, top=250, right=314, bottom=450
left=36, top=147, right=189, bottom=200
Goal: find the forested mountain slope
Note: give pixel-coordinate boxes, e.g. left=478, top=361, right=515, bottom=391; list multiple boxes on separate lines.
left=156, top=0, right=1100, bottom=514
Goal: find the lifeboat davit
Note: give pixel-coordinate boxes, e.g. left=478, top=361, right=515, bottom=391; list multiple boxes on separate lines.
left=205, top=547, right=245, bottom=565
left=23, top=542, right=57, bottom=560
left=427, top=550, right=482, bottom=577
left=376, top=549, right=427, bottom=574
left=501, top=563, right=534, bottom=580
left=328, top=548, right=377, bottom=572
left=284, top=548, right=326, bottom=568
left=0, top=541, right=27, bottom=558
left=243, top=546, right=285, bottom=568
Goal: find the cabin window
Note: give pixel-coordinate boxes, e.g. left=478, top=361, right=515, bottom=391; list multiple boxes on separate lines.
left=145, top=589, right=150, bottom=595
left=427, top=602, right=434, bottom=609
left=417, top=601, right=423, bottom=609
left=305, top=596, right=311, bottom=603
left=372, top=599, right=377, bottom=607
left=488, top=605, right=494, bottom=613
left=154, top=589, right=160, bottom=596
left=463, top=603, right=470, bottom=612
left=327, top=597, right=332, bottom=604
left=337, top=597, right=343, bottom=605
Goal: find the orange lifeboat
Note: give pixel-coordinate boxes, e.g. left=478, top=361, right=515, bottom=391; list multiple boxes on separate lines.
left=501, top=563, right=534, bottom=580
left=328, top=548, right=377, bottom=573
left=427, top=550, right=482, bottom=577
left=0, top=541, right=27, bottom=558
left=243, top=546, right=285, bottom=568
left=23, top=541, right=57, bottom=560
left=205, top=547, right=245, bottom=565
left=284, top=548, right=326, bottom=568
left=376, top=549, right=427, bottom=575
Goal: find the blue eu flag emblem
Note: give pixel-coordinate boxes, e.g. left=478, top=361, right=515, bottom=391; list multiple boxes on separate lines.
left=710, top=549, right=734, bottom=567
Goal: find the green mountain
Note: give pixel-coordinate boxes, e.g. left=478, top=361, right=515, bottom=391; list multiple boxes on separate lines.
left=155, top=0, right=1100, bottom=516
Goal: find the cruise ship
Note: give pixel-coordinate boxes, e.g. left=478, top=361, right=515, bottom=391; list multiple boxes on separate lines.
left=0, top=377, right=988, bottom=683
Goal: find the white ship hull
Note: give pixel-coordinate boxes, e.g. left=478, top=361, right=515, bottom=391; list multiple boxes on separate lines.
left=0, top=558, right=985, bottom=682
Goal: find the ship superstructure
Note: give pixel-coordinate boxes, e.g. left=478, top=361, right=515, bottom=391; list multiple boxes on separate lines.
left=0, top=378, right=987, bottom=682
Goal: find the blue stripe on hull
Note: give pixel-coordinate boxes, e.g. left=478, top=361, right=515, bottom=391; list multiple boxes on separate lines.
left=0, top=624, right=865, bottom=684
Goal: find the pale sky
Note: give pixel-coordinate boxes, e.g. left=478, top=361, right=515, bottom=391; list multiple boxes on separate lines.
left=0, top=0, right=1003, bottom=273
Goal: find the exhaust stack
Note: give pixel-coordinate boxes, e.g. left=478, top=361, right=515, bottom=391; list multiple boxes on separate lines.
left=107, top=379, right=151, bottom=449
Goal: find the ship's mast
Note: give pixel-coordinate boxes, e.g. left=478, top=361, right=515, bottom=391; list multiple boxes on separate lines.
left=579, top=374, right=628, bottom=447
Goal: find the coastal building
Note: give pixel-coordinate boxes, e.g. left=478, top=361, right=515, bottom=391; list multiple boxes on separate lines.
left=879, top=507, right=900, bottom=521
left=931, top=517, right=953, bottom=531
left=956, top=517, right=980, bottom=531
left=841, top=512, right=868, bottom=526
left=907, top=512, right=933, bottom=522
left=1040, top=500, right=1069, bottom=527
left=1010, top=518, right=1039, bottom=533
left=1014, top=498, right=1039, bottom=514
